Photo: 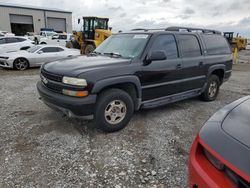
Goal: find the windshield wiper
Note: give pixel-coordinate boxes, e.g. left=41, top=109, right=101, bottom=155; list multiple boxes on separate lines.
left=89, top=51, right=102, bottom=56
left=103, top=52, right=123, bottom=58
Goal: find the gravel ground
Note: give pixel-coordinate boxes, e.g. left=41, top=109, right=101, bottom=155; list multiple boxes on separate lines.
left=1, top=53, right=250, bottom=188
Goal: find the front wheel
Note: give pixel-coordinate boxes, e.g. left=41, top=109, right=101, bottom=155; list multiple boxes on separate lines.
left=13, top=58, right=29, bottom=70
left=201, top=75, right=220, bottom=101
left=84, top=44, right=95, bottom=55
left=94, top=89, right=134, bottom=132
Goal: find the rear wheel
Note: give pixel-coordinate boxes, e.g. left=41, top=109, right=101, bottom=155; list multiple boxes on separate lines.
left=94, top=89, right=134, bottom=132
left=84, top=44, right=95, bottom=55
left=40, top=42, right=46, bottom=45
left=13, top=58, right=29, bottom=71
left=201, top=75, right=220, bottom=101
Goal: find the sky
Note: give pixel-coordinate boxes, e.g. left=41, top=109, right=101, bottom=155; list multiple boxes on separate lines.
left=1, top=0, right=250, bottom=37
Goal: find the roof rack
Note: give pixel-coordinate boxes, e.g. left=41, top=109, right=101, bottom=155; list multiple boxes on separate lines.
left=165, top=26, right=221, bottom=34
left=131, top=28, right=166, bottom=32
left=131, top=27, right=221, bottom=34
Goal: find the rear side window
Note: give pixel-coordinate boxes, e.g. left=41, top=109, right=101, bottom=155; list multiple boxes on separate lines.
left=202, top=34, right=231, bottom=55
left=5, top=37, right=19, bottom=43
left=150, top=34, right=178, bottom=59
left=16, top=38, right=26, bottom=42
left=56, top=47, right=64, bottom=52
left=177, top=35, right=201, bottom=57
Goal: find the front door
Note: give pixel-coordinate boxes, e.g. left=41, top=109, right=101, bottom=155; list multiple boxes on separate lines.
left=140, top=34, right=183, bottom=101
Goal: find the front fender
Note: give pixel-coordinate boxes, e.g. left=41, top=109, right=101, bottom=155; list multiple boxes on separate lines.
left=91, top=75, right=142, bottom=99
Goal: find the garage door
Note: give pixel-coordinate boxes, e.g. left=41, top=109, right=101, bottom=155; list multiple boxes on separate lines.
left=47, top=17, right=66, bottom=33
left=10, top=14, right=33, bottom=24
left=9, top=14, right=34, bottom=36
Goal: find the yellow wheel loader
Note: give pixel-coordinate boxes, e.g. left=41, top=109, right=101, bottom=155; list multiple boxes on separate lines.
left=67, top=17, right=112, bottom=54
left=224, top=32, right=247, bottom=52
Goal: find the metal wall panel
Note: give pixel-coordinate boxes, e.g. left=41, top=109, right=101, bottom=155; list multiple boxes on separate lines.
left=47, top=17, right=66, bottom=32
left=9, top=14, right=33, bottom=24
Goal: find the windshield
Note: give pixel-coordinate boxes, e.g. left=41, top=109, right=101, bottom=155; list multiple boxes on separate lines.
left=27, top=46, right=41, bottom=53
left=95, top=34, right=150, bottom=58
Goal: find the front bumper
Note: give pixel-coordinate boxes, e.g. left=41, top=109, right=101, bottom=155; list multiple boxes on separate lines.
left=37, top=81, right=96, bottom=119
left=189, top=136, right=235, bottom=188
left=0, top=59, right=13, bottom=68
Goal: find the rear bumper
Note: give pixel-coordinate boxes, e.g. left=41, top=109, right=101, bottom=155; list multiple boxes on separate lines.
left=37, top=81, right=96, bottom=119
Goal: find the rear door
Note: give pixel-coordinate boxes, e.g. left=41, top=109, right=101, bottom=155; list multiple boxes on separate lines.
left=176, top=34, right=206, bottom=91
left=140, top=34, right=183, bottom=101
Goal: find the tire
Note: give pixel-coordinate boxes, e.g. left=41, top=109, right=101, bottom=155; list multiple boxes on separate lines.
left=13, top=58, right=29, bottom=71
left=94, top=89, right=134, bottom=132
left=201, top=75, right=220, bottom=101
left=40, top=42, right=46, bottom=45
left=84, top=44, right=95, bottom=55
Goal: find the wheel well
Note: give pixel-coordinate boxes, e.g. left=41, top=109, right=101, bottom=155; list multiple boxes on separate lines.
left=14, top=57, right=30, bottom=67
left=211, top=69, right=224, bottom=84
left=98, top=83, right=138, bottom=108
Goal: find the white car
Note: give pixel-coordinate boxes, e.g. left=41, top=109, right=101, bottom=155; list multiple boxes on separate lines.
left=0, top=31, right=15, bottom=37
left=34, top=31, right=58, bottom=44
left=40, top=33, right=73, bottom=47
left=0, top=45, right=80, bottom=70
left=246, top=39, right=250, bottom=50
left=0, top=36, right=34, bottom=54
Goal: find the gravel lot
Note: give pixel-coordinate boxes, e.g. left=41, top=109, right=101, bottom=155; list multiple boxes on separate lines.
left=1, top=53, right=250, bottom=188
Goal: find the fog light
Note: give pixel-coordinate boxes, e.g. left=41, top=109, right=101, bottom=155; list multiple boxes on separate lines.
left=62, top=89, right=88, bottom=97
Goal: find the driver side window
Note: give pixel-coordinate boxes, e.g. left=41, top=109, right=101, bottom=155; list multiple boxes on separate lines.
left=40, top=47, right=58, bottom=53
left=150, top=35, right=178, bottom=59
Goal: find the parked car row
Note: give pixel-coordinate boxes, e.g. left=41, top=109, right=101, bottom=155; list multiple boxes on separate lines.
left=0, top=45, right=80, bottom=70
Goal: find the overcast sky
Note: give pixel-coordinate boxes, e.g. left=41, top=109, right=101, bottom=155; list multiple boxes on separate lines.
left=1, top=0, right=250, bottom=37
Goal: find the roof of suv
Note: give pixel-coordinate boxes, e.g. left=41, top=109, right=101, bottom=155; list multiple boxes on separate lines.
left=121, top=26, right=222, bottom=35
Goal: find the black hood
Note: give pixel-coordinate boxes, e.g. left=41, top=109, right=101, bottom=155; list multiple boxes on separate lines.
left=222, top=98, right=250, bottom=148
left=43, top=55, right=131, bottom=77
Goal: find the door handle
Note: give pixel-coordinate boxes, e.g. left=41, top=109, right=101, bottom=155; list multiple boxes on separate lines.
left=176, top=64, right=182, bottom=70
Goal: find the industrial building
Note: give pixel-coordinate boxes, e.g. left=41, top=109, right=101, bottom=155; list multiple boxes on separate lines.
left=0, top=3, right=72, bottom=35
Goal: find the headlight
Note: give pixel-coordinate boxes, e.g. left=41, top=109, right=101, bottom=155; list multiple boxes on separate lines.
left=203, top=149, right=224, bottom=170
left=62, top=76, right=87, bottom=86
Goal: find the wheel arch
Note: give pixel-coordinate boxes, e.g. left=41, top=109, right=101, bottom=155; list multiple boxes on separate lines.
left=92, top=76, right=142, bottom=110
left=207, top=65, right=225, bottom=84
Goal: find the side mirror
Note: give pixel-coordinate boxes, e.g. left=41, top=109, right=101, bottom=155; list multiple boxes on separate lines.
left=144, top=50, right=167, bottom=65
left=37, top=51, right=43, bottom=54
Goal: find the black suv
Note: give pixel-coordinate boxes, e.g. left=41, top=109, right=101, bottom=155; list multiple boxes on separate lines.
left=37, top=27, right=232, bottom=132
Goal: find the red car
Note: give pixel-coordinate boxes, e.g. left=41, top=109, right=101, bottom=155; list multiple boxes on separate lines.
left=189, top=96, right=250, bottom=188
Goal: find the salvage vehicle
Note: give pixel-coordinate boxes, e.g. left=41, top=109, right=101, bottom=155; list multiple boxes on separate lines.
left=189, top=96, right=250, bottom=188
left=0, top=36, right=34, bottom=54
left=40, top=33, right=73, bottom=47
left=0, top=45, right=80, bottom=70
left=37, top=26, right=232, bottom=132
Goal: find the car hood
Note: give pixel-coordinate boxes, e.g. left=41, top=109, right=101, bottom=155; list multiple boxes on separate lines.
left=222, top=98, right=250, bottom=148
left=43, top=55, right=131, bottom=77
